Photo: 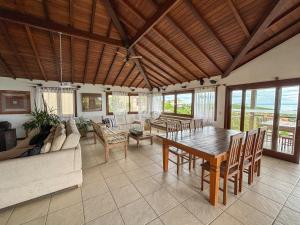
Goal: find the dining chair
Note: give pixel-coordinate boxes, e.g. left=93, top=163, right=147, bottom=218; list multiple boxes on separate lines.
left=239, top=129, right=258, bottom=192
left=194, top=119, right=204, bottom=130
left=166, top=121, right=192, bottom=174
left=201, top=132, right=244, bottom=205
left=253, top=127, right=266, bottom=179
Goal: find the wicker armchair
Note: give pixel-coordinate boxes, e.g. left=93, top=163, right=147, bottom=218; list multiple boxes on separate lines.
left=92, top=121, right=128, bottom=162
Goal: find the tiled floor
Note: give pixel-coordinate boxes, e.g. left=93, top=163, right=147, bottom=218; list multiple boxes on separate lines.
left=1, top=133, right=300, bottom=225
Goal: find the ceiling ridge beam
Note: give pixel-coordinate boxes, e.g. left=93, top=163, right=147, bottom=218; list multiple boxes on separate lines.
left=102, top=0, right=152, bottom=89
left=25, top=26, right=48, bottom=81
left=226, top=0, right=250, bottom=38
left=223, top=0, right=284, bottom=77
left=0, top=8, right=123, bottom=47
left=83, top=0, right=97, bottom=84
left=121, top=65, right=136, bottom=86
left=119, top=2, right=208, bottom=77
left=185, top=0, right=233, bottom=60
left=129, top=0, right=180, bottom=48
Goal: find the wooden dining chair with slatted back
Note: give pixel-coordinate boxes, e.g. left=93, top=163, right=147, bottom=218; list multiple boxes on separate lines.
left=201, top=133, right=244, bottom=205
left=239, top=129, right=258, bottom=192
left=166, top=121, right=192, bottom=174
left=252, top=127, right=266, bottom=180
left=194, top=119, right=204, bottom=130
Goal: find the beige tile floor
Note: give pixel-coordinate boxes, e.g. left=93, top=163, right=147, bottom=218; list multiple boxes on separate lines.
left=1, top=133, right=300, bottom=225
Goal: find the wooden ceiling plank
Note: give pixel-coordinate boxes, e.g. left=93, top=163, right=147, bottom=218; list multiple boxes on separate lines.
left=83, top=0, right=97, bottom=83
left=135, top=78, right=144, bottom=88
left=137, top=42, right=190, bottom=81
left=0, top=21, right=32, bottom=80
left=143, top=63, right=174, bottom=85
left=129, top=0, right=180, bottom=48
left=93, top=20, right=113, bottom=84
left=0, top=53, right=16, bottom=79
left=136, top=50, right=181, bottom=83
left=42, top=0, right=60, bottom=79
left=223, top=0, right=284, bottom=77
left=102, top=0, right=152, bottom=89
left=147, top=72, right=168, bottom=86
left=147, top=78, right=160, bottom=87
left=120, top=64, right=135, bottom=86
left=120, top=1, right=207, bottom=78
left=0, top=8, right=123, bottom=47
left=112, top=61, right=126, bottom=85
left=128, top=72, right=140, bottom=87
left=185, top=0, right=233, bottom=60
left=103, top=47, right=119, bottom=85
left=25, top=26, right=48, bottom=81
left=268, top=2, right=300, bottom=30
left=69, top=0, right=74, bottom=83
left=226, top=0, right=250, bottom=38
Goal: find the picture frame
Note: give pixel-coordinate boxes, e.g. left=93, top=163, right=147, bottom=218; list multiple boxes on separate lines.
left=81, top=93, right=102, bottom=112
left=0, top=90, right=31, bottom=114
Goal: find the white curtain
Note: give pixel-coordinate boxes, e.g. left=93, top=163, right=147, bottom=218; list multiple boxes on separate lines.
left=138, top=93, right=148, bottom=114
left=194, top=87, right=216, bottom=125
left=151, top=93, right=162, bottom=118
left=41, top=87, right=75, bottom=118
left=111, top=92, right=129, bottom=127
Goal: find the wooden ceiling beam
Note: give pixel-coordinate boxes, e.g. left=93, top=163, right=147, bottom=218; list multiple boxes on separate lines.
left=25, top=26, right=48, bottom=81
left=226, top=0, right=250, bottom=38
left=223, top=0, right=284, bottom=77
left=128, top=0, right=180, bottom=48
left=103, top=47, right=119, bottom=85
left=93, top=20, right=113, bottom=84
left=102, top=0, right=152, bottom=89
left=83, top=0, right=97, bottom=83
left=42, top=0, right=60, bottom=79
left=0, top=20, right=32, bottom=80
left=120, top=1, right=207, bottom=77
left=267, top=2, right=300, bottom=30
left=0, top=53, right=16, bottom=79
left=0, top=8, right=123, bottom=47
left=112, top=61, right=126, bottom=85
left=185, top=0, right=233, bottom=60
left=136, top=51, right=181, bottom=83
left=120, top=65, right=135, bottom=86
left=137, top=43, right=190, bottom=81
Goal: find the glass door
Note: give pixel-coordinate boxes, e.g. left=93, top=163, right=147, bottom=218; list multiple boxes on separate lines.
left=226, top=79, right=300, bottom=163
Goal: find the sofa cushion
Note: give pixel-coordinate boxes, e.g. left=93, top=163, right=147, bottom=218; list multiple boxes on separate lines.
left=50, top=126, right=66, bottom=152
left=61, top=120, right=81, bottom=150
left=41, top=133, right=54, bottom=154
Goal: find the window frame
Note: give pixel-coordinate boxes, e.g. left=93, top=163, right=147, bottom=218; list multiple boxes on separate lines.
left=162, top=90, right=195, bottom=117
left=106, top=92, right=140, bottom=115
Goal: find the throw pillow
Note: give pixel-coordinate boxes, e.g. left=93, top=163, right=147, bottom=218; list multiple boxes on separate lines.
left=50, top=127, right=66, bottom=151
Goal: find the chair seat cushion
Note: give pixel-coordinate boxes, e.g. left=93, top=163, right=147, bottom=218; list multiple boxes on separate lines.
left=107, top=135, right=127, bottom=144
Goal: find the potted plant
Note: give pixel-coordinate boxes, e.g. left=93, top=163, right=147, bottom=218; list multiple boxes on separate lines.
left=75, top=117, right=91, bottom=137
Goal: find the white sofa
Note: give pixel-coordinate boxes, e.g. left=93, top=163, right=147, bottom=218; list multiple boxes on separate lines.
left=0, top=120, right=82, bottom=209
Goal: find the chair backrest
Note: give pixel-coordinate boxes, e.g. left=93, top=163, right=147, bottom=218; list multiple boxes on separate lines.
left=166, top=121, right=180, bottom=137
left=92, top=121, right=107, bottom=144
left=194, top=119, right=204, bottom=129
left=254, top=127, right=266, bottom=159
left=242, top=129, right=258, bottom=162
left=180, top=121, right=191, bottom=132
left=226, top=133, right=244, bottom=175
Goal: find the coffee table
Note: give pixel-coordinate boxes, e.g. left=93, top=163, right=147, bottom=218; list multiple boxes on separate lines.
left=128, top=133, right=153, bottom=148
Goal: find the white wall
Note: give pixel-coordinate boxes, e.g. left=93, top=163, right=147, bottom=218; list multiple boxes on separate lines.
left=0, top=78, right=148, bottom=138
left=154, top=34, right=300, bottom=128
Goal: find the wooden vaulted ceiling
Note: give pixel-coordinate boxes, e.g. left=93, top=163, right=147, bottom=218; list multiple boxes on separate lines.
left=0, top=0, right=299, bottom=89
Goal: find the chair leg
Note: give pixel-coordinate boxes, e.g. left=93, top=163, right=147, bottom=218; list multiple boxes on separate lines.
left=239, top=169, right=243, bottom=193
left=223, top=178, right=227, bottom=205
left=192, top=156, right=196, bottom=168
left=124, top=144, right=128, bottom=158
left=201, top=168, right=204, bottom=191
left=177, top=155, right=180, bottom=175
left=257, top=159, right=261, bottom=177
left=248, top=165, right=252, bottom=185
left=188, top=154, right=192, bottom=171
left=234, top=174, right=238, bottom=195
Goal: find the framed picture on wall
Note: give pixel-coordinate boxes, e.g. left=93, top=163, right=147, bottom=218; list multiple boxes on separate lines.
left=0, top=90, right=31, bottom=114
left=81, top=93, right=102, bottom=112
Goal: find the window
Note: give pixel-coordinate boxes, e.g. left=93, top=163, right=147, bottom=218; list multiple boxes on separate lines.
left=163, top=94, right=175, bottom=113
left=42, top=89, right=75, bottom=117
left=106, top=93, right=148, bottom=114
left=163, top=91, right=194, bottom=116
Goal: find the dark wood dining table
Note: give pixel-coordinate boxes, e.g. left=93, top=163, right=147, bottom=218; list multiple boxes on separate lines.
left=157, top=126, right=240, bottom=206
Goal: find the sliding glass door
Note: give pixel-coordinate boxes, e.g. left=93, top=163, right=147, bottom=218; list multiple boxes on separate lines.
left=226, top=79, right=300, bottom=163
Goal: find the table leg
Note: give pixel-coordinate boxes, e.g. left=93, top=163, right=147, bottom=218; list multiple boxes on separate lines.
left=162, top=140, right=169, bottom=172
left=209, top=157, right=221, bottom=206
